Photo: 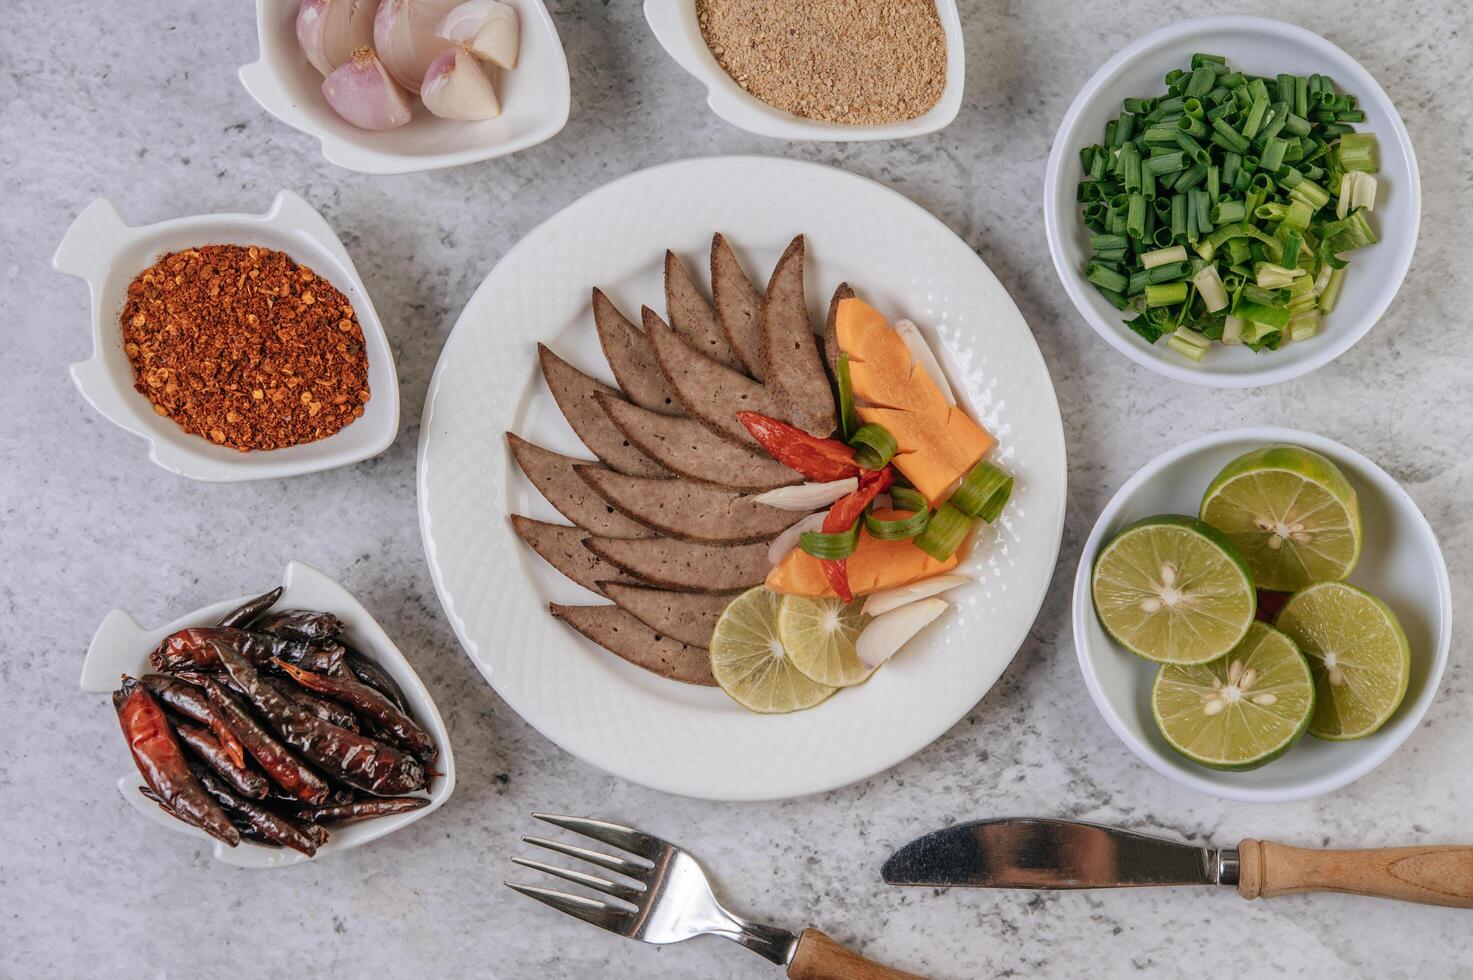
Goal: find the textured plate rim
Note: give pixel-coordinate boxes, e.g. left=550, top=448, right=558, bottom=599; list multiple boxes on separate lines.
left=417, top=155, right=1067, bottom=800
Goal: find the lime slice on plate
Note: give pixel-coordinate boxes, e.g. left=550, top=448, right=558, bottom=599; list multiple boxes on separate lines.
left=777, top=595, right=873, bottom=687
left=1200, top=444, right=1362, bottom=592
left=1274, top=581, right=1411, bottom=740
left=1152, top=621, right=1314, bottom=770
left=1148, top=621, right=1313, bottom=766
left=709, top=588, right=836, bottom=713
left=1091, top=515, right=1257, bottom=665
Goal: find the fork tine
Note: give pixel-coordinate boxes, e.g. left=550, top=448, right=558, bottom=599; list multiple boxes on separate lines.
left=504, top=882, right=634, bottom=933
left=522, top=835, right=652, bottom=878
left=531, top=813, right=666, bottom=862
left=511, top=857, right=645, bottom=904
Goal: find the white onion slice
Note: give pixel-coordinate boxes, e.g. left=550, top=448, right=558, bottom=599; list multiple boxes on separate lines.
left=322, top=48, right=413, bottom=131
left=895, top=318, right=955, bottom=406
left=296, top=0, right=376, bottom=77
left=856, top=598, right=949, bottom=669
left=768, top=513, right=826, bottom=567
left=421, top=45, right=501, bottom=120
left=438, top=0, right=520, bottom=68
left=751, top=478, right=857, bottom=512
left=861, top=574, right=969, bottom=618
left=374, top=0, right=460, bottom=92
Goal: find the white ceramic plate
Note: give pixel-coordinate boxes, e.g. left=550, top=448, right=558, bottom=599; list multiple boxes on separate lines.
left=1044, top=16, right=1420, bottom=387
left=643, top=0, right=964, bottom=141
left=53, top=190, right=399, bottom=482
left=240, top=0, right=570, bottom=174
left=81, top=561, right=455, bottom=868
left=1072, top=427, right=1450, bottom=803
left=418, top=156, right=1066, bottom=801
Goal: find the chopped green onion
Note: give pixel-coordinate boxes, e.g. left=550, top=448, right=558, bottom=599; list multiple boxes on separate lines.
left=950, top=460, right=1013, bottom=522
left=1166, top=327, right=1211, bottom=362
left=799, top=522, right=861, bottom=560
left=912, top=503, right=974, bottom=561
left=848, top=423, right=897, bottom=471
left=1140, top=245, right=1187, bottom=269
left=863, top=506, right=930, bottom=541
left=890, top=486, right=927, bottom=514
left=1337, top=132, right=1379, bottom=172
left=1145, top=282, right=1188, bottom=306
left=1193, top=265, right=1229, bottom=312
left=1317, top=266, right=1346, bottom=313
left=835, top=352, right=858, bottom=440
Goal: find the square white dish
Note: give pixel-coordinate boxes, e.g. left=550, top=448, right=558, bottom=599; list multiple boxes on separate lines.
left=1072, top=427, right=1451, bottom=803
left=643, top=0, right=964, bottom=141
left=240, top=0, right=570, bottom=174
left=1043, top=16, right=1420, bottom=387
left=53, top=190, right=400, bottom=482
left=81, top=560, right=455, bottom=869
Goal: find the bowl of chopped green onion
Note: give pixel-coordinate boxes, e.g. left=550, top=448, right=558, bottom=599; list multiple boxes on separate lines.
left=1044, top=16, right=1419, bottom=387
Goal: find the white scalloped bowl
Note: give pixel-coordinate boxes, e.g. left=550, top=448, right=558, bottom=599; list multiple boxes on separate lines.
left=1044, top=16, right=1420, bottom=388
left=52, top=191, right=399, bottom=482
left=240, top=0, right=570, bottom=174
left=643, top=0, right=964, bottom=141
left=81, top=561, right=455, bottom=869
left=1072, top=428, right=1450, bottom=803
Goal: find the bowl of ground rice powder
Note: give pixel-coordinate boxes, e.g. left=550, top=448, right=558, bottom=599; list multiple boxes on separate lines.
left=644, top=0, right=965, bottom=140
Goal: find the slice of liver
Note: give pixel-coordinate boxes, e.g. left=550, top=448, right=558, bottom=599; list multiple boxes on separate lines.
left=507, top=434, right=655, bottom=539
left=585, top=535, right=770, bottom=593
left=665, top=250, right=743, bottom=372
left=550, top=603, right=715, bottom=686
left=511, top=516, right=640, bottom=596
left=644, top=307, right=784, bottom=448
left=710, top=233, right=765, bottom=380
left=538, top=344, right=667, bottom=479
left=592, top=288, right=684, bottom=417
left=597, top=392, right=802, bottom=493
left=602, top=583, right=731, bottom=649
left=758, top=236, right=838, bottom=438
left=577, top=465, right=803, bottom=544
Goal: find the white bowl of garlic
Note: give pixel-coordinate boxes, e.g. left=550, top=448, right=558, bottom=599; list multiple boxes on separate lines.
left=240, top=0, right=570, bottom=174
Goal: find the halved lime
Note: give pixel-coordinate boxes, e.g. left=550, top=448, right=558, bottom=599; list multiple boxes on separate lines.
left=1274, top=581, right=1410, bottom=740
left=777, top=595, right=872, bottom=687
left=1200, top=444, right=1361, bottom=592
left=709, top=588, right=836, bottom=713
left=1152, top=622, right=1314, bottom=769
left=1091, top=515, right=1257, bottom=665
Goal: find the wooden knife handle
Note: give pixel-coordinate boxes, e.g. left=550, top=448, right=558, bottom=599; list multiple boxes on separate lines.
left=787, top=929, right=927, bottom=980
left=1238, top=838, right=1473, bottom=908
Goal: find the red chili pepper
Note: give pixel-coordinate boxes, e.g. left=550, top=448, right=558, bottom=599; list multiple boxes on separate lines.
left=735, top=412, right=858, bottom=482
left=817, top=467, right=895, bottom=603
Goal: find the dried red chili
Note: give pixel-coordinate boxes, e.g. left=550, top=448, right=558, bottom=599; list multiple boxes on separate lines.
left=121, top=244, right=370, bottom=452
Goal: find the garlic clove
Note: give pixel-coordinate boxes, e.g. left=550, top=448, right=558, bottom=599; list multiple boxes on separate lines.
left=420, top=46, right=501, bottom=120
left=855, top=598, right=949, bottom=669
left=296, top=0, right=376, bottom=77
left=374, top=0, right=461, bottom=93
left=767, top=512, right=827, bottom=568
left=438, top=0, right=520, bottom=69
left=322, top=47, right=414, bottom=131
left=750, top=477, right=858, bottom=512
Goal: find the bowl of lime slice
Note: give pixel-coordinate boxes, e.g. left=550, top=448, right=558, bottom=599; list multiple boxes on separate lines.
left=1072, top=427, right=1450, bottom=802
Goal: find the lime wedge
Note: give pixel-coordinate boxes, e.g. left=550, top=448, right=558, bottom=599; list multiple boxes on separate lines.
left=777, top=595, right=873, bottom=687
left=1091, top=515, right=1257, bottom=665
left=709, top=588, right=836, bottom=713
left=1152, top=622, right=1314, bottom=769
left=1274, top=581, right=1410, bottom=740
left=1200, top=444, right=1361, bottom=592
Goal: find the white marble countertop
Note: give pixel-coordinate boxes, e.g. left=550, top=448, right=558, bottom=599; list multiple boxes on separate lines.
left=4, top=1, right=1471, bottom=977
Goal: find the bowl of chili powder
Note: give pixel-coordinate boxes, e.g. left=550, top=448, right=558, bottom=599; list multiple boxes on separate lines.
left=54, top=190, right=399, bottom=481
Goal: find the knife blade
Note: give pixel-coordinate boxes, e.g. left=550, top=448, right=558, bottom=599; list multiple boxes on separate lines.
left=882, top=818, right=1238, bottom=890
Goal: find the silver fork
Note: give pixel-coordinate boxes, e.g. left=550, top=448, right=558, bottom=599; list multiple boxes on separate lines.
left=507, top=813, right=924, bottom=979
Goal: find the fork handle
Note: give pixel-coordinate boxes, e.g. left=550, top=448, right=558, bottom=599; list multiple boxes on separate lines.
left=1237, top=838, right=1473, bottom=908
left=787, top=929, right=926, bottom=980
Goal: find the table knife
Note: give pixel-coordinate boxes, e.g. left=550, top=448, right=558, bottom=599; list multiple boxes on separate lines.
left=882, top=818, right=1473, bottom=908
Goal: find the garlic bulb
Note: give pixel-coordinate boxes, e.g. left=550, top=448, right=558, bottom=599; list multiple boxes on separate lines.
left=420, top=45, right=501, bottom=120
left=296, top=0, right=377, bottom=77
left=322, top=47, right=414, bottom=131
left=374, top=0, right=460, bottom=93
left=438, top=0, right=520, bottom=69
